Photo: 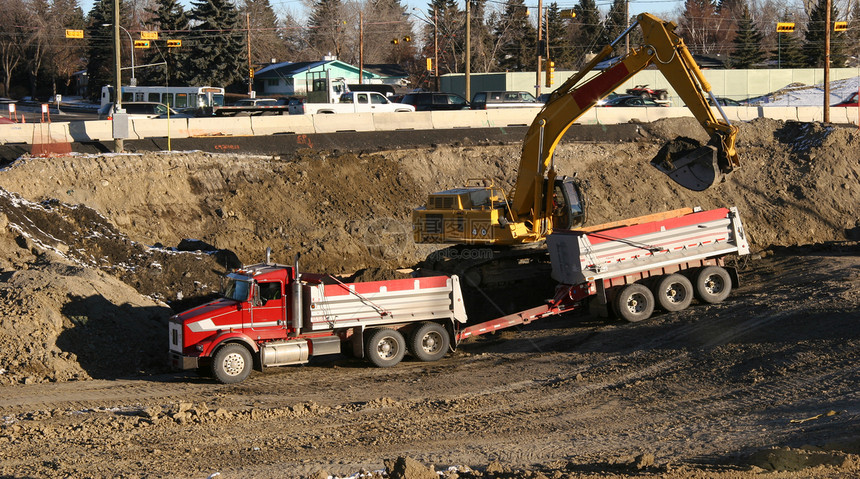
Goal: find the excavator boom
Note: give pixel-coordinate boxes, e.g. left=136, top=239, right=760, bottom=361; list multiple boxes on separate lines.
left=413, top=12, right=740, bottom=250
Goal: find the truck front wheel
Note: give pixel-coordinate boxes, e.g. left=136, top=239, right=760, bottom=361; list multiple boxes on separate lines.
left=365, top=328, right=406, bottom=368
left=613, top=284, right=655, bottom=323
left=211, top=343, right=252, bottom=384
left=409, top=322, right=449, bottom=362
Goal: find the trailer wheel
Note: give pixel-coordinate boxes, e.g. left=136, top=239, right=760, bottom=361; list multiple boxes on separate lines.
left=409, top=322, right=449, bottom=362
left=695, top=266, right=732, bottom=304
left=613, top=284, right=655, bottom=323
left=658, top=91, right=668, bottom=101
left=211, top=343, right=252, bottom=384
left=365, top=328, right=406, bottom=368
left=653, top=274, right=693, bottom=312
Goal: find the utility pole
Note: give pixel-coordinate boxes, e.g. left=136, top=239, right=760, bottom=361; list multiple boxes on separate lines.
left=359, top=11, right=364, bottom=83
left=465, top=0, right=471, bottom=101
left=247, top=13, right=253, bottom=96
left=625, top=0, right=630, bottom=53
left=824, top=0, right=831, bottom=123
left=434, top=7, right=439, bottom=91
left=113, top=0, right=123, bottom=153
left=536, top=0, right=542, bottom=98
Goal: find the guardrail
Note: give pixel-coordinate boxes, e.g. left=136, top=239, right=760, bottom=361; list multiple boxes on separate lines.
left=1, top=106, right=857, bottom=145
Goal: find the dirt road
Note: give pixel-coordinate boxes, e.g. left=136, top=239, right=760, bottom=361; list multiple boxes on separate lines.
left=1, top=246, right=858, bottom=478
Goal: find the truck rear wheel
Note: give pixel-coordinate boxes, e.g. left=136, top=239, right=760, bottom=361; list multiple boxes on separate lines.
left=695, top=266, right=732, bottom=304
left=408, top=322, right=449, bottom=362
left=613, top=284, right=655, bottom=323
left=653, top=274, right=693, bottom=312
left=211, top=343, right=252, bottom=384
left=365, top=328, right=406, bottom=368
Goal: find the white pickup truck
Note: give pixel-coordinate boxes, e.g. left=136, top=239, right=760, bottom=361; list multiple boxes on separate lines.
left=288, top=91, right=415, bottom=115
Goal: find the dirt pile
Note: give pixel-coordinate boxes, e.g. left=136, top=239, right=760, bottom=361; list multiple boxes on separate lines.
left=0, top=117, right=856, bottom=387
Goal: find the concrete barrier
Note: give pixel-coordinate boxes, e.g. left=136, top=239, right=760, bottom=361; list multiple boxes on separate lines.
left=373, top=111, right=434, bottom=131
left=0, top=123, right=35, bottom=144
left=188, top=117, right=254, bottom=137
left=68, top=120, right=114, bottom=141
left=430, top=110, right=487, bottom=129
left=251, top=115, right=315, bottom=136
left=312, top=112, right=375, bottom=133
left=485, top=108, right=542, bottom=127
left=130, top=118, right=191, bottom=139
left=757, top=106, right=799, bottom=122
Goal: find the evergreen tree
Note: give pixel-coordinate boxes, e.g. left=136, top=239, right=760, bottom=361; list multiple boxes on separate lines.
left=243, top=0, right=288, bottom=66
left=425, top=0, right=464, bottom=74
left=545, top=2, right=572, bottom=68
left=602, top=0, right=627, bottom=55
left=187, top=0, right=246, bottom=89
left=85, top=0, right=127, bottom=100
left=569, top=0, right=601, bottom=66
left=307, top=0, right=348, bottom=60
left=802, top=0, right=847, bottom=67
left=144, top=0, right=190, bottom=85
left=365, top=0, right=416, bottom=65
left=730, top=4, right=763, bottom=68
left=771, top=18, right=806, bottom=69
left=493, top=0, right=535, bottom=71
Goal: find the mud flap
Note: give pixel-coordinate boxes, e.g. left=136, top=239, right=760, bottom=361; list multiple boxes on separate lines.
left=650, top=138, right=721, bottom=192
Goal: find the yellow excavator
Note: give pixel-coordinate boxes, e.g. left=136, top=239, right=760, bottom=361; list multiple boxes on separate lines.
left=413, top=13, right=740, bottom=284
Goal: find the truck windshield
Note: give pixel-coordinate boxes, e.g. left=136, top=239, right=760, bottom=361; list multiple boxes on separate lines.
left=222, top=277, right=251, bottom=301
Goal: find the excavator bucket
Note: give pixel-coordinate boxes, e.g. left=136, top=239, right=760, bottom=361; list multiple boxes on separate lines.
left=650, top=137, right=721, bottom=191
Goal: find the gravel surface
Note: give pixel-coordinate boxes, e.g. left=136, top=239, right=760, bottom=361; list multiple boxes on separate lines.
left=0, top=118, right=857, bottom=478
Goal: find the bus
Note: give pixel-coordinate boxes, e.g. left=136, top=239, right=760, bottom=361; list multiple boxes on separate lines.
left=100, top=85, right=225, bottom=110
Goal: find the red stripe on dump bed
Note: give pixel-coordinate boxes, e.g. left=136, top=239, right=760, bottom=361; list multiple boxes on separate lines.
left=583, top=208, right=730, bottom=246
left=322, top=275, right=449, bottom=297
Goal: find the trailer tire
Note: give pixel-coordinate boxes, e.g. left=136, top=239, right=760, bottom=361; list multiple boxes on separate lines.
left=408, top=322, right=449, bottom=362
left=211, top=343, right=252, bottom=384
left=613, top=284, right=655, bottom=323
left=653, top=274, right=693, bottom=312
left=658, top=91, right=668, bottom=101
left=695, top=266, right=732, bottom=304
left=365, top=328, right=406, bottom=368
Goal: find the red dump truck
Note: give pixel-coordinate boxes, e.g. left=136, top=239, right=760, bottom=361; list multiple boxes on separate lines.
left=170, top=207, right=749, bottom=383
left=169, top=254, right=467, bottom=383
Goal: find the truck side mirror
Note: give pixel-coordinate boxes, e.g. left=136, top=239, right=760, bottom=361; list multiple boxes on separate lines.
left=252, top=285, right=262, bottom=307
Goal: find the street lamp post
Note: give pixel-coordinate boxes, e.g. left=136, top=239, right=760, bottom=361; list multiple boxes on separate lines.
left=103, top=23, right=136, bottom=85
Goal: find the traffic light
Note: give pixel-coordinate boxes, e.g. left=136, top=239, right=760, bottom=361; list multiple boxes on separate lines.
left=545, top=61, right=554, bottom=88
left=391, top=38, right=399, bottom=44
left=65, top=29, right=84, bottom=39
left=403, top=36, right=411, bottom=42
left=834, top=21, right=847, bottom=31
left=426, top=58, right=433, bottom=72
left=133, top=40, right=150, bottom=49
left=776, top=22, right=795, bottom=33
left=249, top=68, right=254, bottom=78
left=166, top=39, right=181, bottom=47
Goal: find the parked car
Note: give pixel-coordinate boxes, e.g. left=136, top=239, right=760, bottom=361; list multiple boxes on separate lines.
left=600, top=95, right=667, bottom=107
left=626, top=84, right=669, bottom=101
left=470, top=91, right=543, bottom=109
left=232, top=98, right=286, bottom=107
left=832, top=92, right=858, bottom=107
left=98, top=101, right=180, bottom=120
left=709, top=97, right=741, bottom=106
left=399, top=92, right=470, bottom=111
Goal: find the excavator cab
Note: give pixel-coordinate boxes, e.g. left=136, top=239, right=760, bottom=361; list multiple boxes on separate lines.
left=550, top=177, right=586, bottom=230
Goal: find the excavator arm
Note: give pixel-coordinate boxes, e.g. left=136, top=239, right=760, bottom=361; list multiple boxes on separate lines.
left=412, top=13, right=740, bottom=249
left=512, top=13, right=740, bottom=235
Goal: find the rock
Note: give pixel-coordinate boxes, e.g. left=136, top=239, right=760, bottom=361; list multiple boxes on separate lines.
left=385, top=456, right=438, bottom=479
left=634, top=453, right=654, bottom=469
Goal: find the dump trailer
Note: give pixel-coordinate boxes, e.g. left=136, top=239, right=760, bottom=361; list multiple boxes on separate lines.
left=457, top=206, right=750, bottom=339
left=169, top=254, right=467, bottom=384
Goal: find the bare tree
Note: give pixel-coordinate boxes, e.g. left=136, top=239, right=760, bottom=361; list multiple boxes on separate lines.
left=0, top=0, right=27, bottom=96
